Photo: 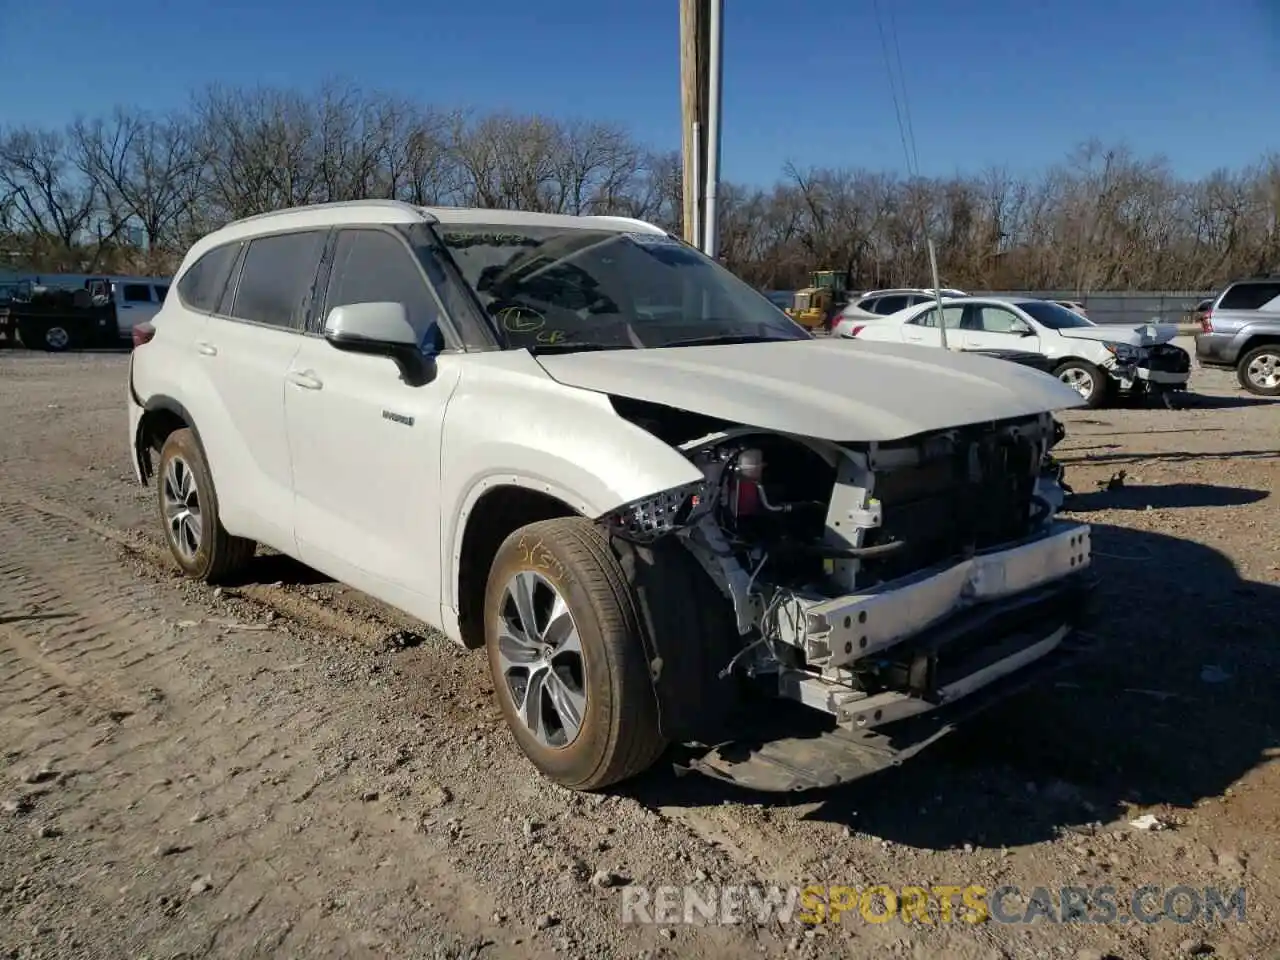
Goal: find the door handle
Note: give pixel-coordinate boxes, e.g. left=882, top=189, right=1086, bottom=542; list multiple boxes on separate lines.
left=196, top=341, right=217, bottom=356
left=287, top=370, right=323, bottom=390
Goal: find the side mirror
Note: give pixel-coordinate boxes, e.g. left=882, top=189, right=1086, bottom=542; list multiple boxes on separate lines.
left=1017, top=324, right=1035, bottom=337
left=323, top=302, right=436, bottom=386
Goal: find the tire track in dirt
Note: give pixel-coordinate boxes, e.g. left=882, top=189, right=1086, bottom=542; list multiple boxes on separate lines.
left=0, top=480, right=794, bottom=958
left=0, top=493, right=565, bottom=959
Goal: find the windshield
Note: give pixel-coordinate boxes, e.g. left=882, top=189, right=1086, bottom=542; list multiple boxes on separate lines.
left=434, top=224, right=810, bottom=352
left=1016, top=299, right=1095, bottom=330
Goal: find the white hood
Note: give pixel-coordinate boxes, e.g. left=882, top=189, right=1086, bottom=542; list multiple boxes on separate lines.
left=1057, top=322, right=1179, bottom=347
left=535, top=338, right=1085, bottom=443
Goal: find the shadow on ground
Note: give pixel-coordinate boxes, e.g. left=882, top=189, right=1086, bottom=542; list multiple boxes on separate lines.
left=621, top=523, right=1280, bottom=851
left=1057, top=449, right=1280, bottom=468
left=1064, top=482, right=1269, bottom=512
left=232, top=551, right=335, bottom=587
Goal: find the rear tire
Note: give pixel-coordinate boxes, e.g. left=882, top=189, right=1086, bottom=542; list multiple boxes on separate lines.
left=1053, top=360, right=1108, bottom=408
left=484, top=517, right=665, bottom=791
left=156, top=428, right=256, bottom=584
left=1236, top=344, right=1280, bottom=397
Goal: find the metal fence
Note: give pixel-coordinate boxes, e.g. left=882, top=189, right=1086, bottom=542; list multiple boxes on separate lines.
left=964, top=290, right=1214, bottom=327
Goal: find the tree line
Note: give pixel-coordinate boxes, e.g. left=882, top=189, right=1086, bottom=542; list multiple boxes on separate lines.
left=2, top=81, right=1277, bottom=292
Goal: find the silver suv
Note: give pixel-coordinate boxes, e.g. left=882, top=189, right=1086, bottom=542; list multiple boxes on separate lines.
left=1194, top=277, right=1280, bottom=396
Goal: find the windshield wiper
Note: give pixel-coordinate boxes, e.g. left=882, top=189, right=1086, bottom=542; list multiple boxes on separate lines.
left=525, top=341, right=635, bottom=355
left=657, top=333, right=803, bottom=348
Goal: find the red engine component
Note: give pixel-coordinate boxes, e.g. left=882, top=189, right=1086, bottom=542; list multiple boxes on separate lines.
left=727, top=447, right=765, bottom=517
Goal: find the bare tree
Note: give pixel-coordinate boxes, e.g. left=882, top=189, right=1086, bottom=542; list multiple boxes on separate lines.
left=4, top=80, right=1279, bottom=293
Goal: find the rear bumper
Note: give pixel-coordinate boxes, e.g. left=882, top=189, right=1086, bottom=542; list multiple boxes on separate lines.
left=127, top=361, right=145, bottom=484
left=1195, top=332, right=1239, bottom=366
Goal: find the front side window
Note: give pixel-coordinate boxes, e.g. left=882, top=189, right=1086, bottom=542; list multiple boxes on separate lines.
left=325, top=229, right=444, bottom=351
left=975, top=306, right=1029, bottom=334
left=911, top=305, right=965, bottom=329
left=229, top=230, right=326, bottom=330
left=434, top=225, right=809, bottom=352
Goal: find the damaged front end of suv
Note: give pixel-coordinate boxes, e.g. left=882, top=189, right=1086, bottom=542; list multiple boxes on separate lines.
left=598, top=400, right=1094, bottom=792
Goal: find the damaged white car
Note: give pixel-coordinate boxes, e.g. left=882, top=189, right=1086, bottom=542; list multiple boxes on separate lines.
left=128, top=201, right=1097, bottom=792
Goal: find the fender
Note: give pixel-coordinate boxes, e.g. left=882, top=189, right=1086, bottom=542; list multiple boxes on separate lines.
left=133, top=393, right=212, bottom=486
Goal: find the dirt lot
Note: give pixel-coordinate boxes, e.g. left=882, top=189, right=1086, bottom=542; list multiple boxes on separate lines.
left=1, top=345, right=1277, bottom=960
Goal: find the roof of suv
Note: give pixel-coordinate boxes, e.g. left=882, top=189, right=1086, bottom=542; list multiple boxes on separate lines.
left=180, top=200, right=668, bottom=270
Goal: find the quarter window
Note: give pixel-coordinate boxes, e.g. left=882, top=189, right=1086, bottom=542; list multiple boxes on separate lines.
left=177, top=242, right=242, bottom=314
left=229, top=231, right=326, bottom=330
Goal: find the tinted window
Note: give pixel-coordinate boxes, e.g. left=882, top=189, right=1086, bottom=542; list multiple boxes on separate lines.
left=326, top=229, right=443, bottom=348
left=1219, top=282, right=1280, bottom=311
left=154, top=285, right=168, bottom=301
left=874, top=295, right=910, bottom=314
left=177, top=242, right=241, bottom=313
left=230, top=231, right=326, bottom=329
left=1015, top=300, right=1094, bottom=329
left=123, top=283, right=152, bottom=303
left=856, top=297, right=881, bottom=313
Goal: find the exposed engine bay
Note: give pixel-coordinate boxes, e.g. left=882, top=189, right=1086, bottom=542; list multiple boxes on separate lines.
left=601, top=396, right=1094, bottom=758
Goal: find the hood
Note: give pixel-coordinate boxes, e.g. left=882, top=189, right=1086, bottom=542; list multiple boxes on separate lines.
left=535, top=338, right=1085, bottom=443
left=1057, top=322, right=1179, bottom=347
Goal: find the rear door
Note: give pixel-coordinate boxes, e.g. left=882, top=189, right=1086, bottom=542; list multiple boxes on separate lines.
left=192, top=229, right=327, bottom=552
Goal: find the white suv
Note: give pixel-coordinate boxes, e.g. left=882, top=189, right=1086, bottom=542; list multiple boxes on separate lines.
left=128, top=200, right=1097, bottom=793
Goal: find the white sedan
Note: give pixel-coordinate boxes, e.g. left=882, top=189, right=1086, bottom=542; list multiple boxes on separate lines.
left=833, top=296, right=1191, bottom=408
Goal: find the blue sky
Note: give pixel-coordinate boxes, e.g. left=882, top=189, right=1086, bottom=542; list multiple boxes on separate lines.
left=1, top=0, right=1276, bottom=185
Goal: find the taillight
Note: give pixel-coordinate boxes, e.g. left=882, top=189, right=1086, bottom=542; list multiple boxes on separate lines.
left=132, top=322, right=156, bottom=347
left=849, top=324, right=866, bottom=337
left=1200, top=310, right=1213, bottom=334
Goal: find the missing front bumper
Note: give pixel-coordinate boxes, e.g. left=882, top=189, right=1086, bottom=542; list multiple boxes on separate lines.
left=685, top=607, right=1098, bottom=793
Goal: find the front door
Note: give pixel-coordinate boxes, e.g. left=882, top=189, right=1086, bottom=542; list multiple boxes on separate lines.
left=959, top=303, right=1040, bottom=354
left=284, top=227, right=461, bottom=622
left=901, top=303, right=965, bottom=348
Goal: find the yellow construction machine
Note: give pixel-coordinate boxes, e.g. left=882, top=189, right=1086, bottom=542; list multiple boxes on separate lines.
left=784, top=270, right=848, bottom=330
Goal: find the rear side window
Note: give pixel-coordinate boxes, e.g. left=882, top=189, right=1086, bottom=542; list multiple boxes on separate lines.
left=177, top=242, right=241, bottom=313
left=324, top=229, right=443, bottom=345
left=123, top=283, right=152, bottom=303
left=874, top=295, right=909, bottom=314
left=1218, top=282, right=1280, bottom=311
left=856, top=296, right=880, bottom=313
left=229, top=231, right=326, bottom=330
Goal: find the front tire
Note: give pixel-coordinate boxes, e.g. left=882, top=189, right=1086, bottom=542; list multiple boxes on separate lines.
left=1237, top=344, right=1280, bottom=397
left=156, top=428, right=256, bottom=584
left=484, top=517, right=665, bottom=790
left=1054, top=360, right=1108, bottom=408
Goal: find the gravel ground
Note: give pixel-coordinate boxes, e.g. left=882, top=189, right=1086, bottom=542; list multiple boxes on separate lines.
left=0, top=343, right=1277, bottom=960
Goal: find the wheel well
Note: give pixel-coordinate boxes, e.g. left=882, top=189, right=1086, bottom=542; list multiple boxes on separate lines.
left=456, top=486, right=580, bottom=649
left=1240, top=334, right=1280, bottom=356
left=135, top=407, right=189, bottom=483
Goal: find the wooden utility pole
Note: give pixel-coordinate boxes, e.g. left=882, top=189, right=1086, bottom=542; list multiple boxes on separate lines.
left=680, top=0, right=709, bottom=247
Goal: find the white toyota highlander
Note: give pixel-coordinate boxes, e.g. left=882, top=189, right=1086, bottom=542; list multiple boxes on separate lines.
left=127, top=200, right=1098, bottom=792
